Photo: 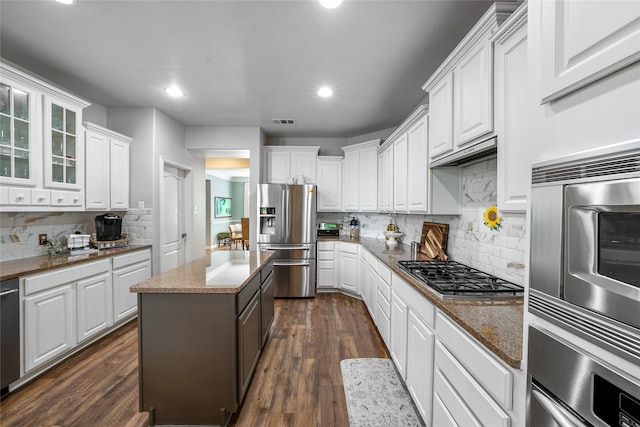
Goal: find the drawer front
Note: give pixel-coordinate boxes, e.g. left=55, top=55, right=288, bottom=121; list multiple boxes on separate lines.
left=433, top=391, right=458, bottom=427
left=237, top=274, right=261, bottom=314
left=8, top=187, right=30, bottom=205
left=25, top=259, right=111, bottom=295
left=317, top=250, right=334, bottom=261
left=363, top=250, right=376, bottom=268
left=376, top=262, right=392, bottom=284
left=112, top=249, right=151, bottom=270
left=31, top=189, right=51, bottom=206
left=317, top=241, right=335, bottom=251
left=261, top=261, right=274, bottom=283
left=51, top=190, right=68, bottom=207
left=317, top=260, right=334, bottom=269
left=376, top=288, right=390, bottom=317
left=340, top=242, right=359, bottom=255
left=376, top=274, right=391, bottom=302
left=435, top=341, right=510, bottom=427
left=375, top=300, right=391, bottom=347
left=392, top=273, right=435, bottom=329
left=436, top=312, right=513, bottom=408
left=433, top=368, right=482, bottom=427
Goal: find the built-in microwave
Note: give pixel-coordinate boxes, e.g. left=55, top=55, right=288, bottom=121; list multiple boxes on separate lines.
left=529, top=139, right=640, bottom=364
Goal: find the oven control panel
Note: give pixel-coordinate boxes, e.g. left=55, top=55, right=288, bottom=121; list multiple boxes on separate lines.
left=593, top=375, right=640, bottom=427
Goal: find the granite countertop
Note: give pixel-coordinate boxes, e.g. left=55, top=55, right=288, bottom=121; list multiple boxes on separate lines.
left=357, top=236, right=524, bottom=370
left=130, top=250, right=274, bottom=294
left=0, top=245, right=152, bottom=281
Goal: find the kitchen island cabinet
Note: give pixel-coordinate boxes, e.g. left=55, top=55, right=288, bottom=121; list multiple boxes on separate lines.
left=131, top=250, right=274, bottom=427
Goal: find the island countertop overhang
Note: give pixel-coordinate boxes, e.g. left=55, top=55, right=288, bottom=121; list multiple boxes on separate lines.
left=130, top=250, right=274, bottom=294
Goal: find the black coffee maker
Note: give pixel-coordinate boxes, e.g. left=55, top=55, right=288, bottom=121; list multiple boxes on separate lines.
left=95, top=214, right=123, bottom=241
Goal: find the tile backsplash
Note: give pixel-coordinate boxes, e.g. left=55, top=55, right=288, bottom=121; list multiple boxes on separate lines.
left=318, top=157, right=527, bottom=286
left=0, top=212, right=97, bottom=261
left=0, top=209, right=150, bottom=262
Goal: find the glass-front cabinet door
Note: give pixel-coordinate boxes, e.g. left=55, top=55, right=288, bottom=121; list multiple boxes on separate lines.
left=44, top=96, right=83, bottom=189
left=0, top=79, right=37, bottom=186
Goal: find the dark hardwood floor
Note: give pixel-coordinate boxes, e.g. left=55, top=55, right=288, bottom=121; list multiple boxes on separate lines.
left=0, top=293, right=389, bottom=427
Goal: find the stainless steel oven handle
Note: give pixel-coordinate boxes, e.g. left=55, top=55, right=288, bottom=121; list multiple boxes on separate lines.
left=0, top=289, right=19, bottom=297
left=273, top=261, right=310, bottom=267
left=531, top=388, right=585, bottom=427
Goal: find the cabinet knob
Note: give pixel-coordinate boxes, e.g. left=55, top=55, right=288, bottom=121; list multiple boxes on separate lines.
left=38, top=196, right=45, bottom=202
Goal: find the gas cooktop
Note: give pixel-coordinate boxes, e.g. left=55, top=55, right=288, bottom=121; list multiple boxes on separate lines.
left=397, top=259, right=523, bottom=298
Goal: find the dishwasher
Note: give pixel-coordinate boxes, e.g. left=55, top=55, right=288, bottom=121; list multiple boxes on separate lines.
left=1, top=278, right=20, bottom=393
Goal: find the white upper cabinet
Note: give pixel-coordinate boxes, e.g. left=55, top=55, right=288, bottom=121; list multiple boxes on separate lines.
left=406, top=113, right=428, bottom=212
left=427, top=75, right=454, bottom=159
left=539, top=0, right=640, bottom=103
left=453, top=39, right=493, bottom=147
left=0, top=61, right=90, bottom=212
left=341, top=140, right=379, bottom=212
left=43, top=96, right=84, bottom=191
left=0, top=78, right=38, bottom=187
left=316, top=156, right=342, bottom=212
left=380, top=105, right=447, bottom=214
left=84, top=122, right=131, bottom=211
left=263, top=146, right=319, bottom=184
left=392, top=133, right=408, bottom=212
left=493, top=3, right=529, bottom=213
left=423, top=3, right=518, bottom=160
left=377, top=143, right=393, bottom=212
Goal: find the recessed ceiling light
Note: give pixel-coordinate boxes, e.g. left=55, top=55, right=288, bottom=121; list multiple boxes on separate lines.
left=55, top=0, right=75, bottom=5
left=318, top=87, right=333, bottom=98
left=164, top=86, right=184, bottom=98
left=319, top=0, right=343, bottom=9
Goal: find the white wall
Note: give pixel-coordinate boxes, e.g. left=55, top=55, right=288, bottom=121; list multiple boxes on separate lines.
left=108, top=107, right=205, bottom=274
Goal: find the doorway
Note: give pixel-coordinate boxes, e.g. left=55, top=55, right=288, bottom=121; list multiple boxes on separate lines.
left=205, top=152, right=250, bottom=250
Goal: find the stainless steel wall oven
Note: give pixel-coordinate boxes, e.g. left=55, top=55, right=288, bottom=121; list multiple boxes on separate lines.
left=528, top=139, right=640, bottom=426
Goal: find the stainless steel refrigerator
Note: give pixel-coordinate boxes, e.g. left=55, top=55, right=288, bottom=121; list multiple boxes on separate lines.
left=257, top=184, right=316, bottom=297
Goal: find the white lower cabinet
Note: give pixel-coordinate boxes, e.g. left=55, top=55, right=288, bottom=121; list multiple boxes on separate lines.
left=337, top=242, right=359, bottom=295
left=24, top=284, right=76, bottom=372
left=317, top=241, right=337, bottom=290
left=360, top=248, right=377, bottom=321
left=112, top=249, right=151, bottom=322
left=406, top=310, right=435, bottom=421
left=374, top=261, right=392, bottom=347
left=22, top=249, right=151, bottom=377
left=391, top=273, right=436, bottom=425
left=434, top=311, right=517, bottom=427
left=390, top=289, right=408, bottom=378
left=77, top=271, right=113, bottom=343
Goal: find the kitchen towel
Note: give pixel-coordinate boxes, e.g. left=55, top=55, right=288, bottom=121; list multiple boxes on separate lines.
left=340, top=358, right=424, bottom=427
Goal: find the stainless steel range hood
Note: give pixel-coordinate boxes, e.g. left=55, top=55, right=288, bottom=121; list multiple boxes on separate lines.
left=430, top=137, right=497, bottom=167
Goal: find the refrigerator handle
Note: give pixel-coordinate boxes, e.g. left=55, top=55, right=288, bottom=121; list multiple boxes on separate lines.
left=283, top=186, right=290, bottom=242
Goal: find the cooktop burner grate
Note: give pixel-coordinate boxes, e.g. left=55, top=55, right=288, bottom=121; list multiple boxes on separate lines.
left=397, top=259, right=523, bottom=297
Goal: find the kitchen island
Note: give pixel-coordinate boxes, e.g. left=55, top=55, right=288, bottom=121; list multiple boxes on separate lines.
left=131, top=249, right=274, bottom=427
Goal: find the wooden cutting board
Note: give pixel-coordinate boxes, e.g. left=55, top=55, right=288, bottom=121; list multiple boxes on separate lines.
left=419, top=222, right=449, bottom=260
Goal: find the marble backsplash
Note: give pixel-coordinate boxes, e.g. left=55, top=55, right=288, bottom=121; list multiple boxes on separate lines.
left=318, top=157, right=527, bottom=286
left=0, top=209, right=151, bottom=261
left=0, top=212, right=97, bottom=261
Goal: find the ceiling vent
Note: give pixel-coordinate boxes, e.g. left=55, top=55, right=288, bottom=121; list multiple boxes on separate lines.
left=272, top=119, right=296, bottom=125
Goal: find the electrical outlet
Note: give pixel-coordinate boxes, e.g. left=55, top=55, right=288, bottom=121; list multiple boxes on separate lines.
left=39, top=234, right=48, bottom=245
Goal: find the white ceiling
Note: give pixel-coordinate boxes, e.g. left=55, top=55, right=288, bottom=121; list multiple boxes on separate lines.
left=0, top=0, right=499, bottom=139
